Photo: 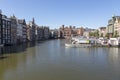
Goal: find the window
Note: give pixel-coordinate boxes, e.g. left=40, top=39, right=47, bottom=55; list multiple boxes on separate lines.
left=3, top=24, right=5, bottom=28
left=3, top=40, right=5, bottom=43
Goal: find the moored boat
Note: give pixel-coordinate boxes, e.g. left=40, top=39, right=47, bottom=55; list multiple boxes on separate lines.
left=65, top=43, right=92, bottom=48
left=65, top=37, right=93, bottom=48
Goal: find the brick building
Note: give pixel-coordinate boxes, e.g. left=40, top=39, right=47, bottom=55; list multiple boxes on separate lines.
left=58, top=25, right=73, bottom=39
left=77, top=27, right=84, bottom=36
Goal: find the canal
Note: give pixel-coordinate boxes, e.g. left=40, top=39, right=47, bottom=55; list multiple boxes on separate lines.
left=0, top=39, right=120, bottom=80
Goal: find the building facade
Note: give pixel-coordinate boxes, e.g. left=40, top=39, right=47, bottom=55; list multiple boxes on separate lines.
left=77, top=27, right=84, bottom=36
left=50, top=29, right=58, bottom=39
left=113, top=16, right=120, bottom=36
left=27, top=18, right=36, bottom=41
left=26, top=24, right=31, bottom=41
left=58, top=25, right=73, bottom=39
left=17, top=19, right=23, bottom=43
left=10, top=15, right=17, bottom=44
left=98, top=27, right=106, bottom=37
left=0, top=10, right=2, bottom=45
left=18, top=19, right=27, bottom=42
left=36, top=26, right=41, bottom=41
left=107, top=18, right=114, bottom=37
left=107, top=16, right=120, bottom=37
left=43, top=26, right=50, bottom=39
left=2, top=15, right=11, bottom=45
left=26, top=19, right=35, bottom=41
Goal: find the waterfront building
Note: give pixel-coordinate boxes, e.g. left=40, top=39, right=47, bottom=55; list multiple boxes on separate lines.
left=10, top=15, right=17, bottom=44
left=26, top=24, right=32, bottom=41
left=72, top=27, right=78, bottom=37
left=26, top=18, right=36, bottom=41
left=54, top=29, right=59, bottom=38
left=18, top=19, right=27, bottom=42
left=50, top=29, right=59, bottom=39
left=107, top=16, right=120, bottom=38
left=107, top=16, right=118, bottom=38
left=58, top=25, right=64, bottom=38
left=17, top=19, right=23, bottom=43
left=77, top=27, right=84, bottom=36
left=39, top=27, right=44, bottom=40
left=43, top=26, right=50, bottom=39
left=59, top=25, right=87, bottom=38
left=107, top=19, right=114, bottom=38
left=0, top=10, right=2, bottom=45
left=35, top=26, right=50, bottom=40
left=2, top=15, right=11, bottom=45
left=58, top=25, right=74, bottom=39
left=113, top=16, right=120, bottom=36
left=36, top=26, right=42, bottom=41
left=98, top=27, right=106, bottom=37
left=28, top=18, right=36, bottom=41
left=64, top=25, right=73, bottom=38
left=26, top=24, right=31, bottom=41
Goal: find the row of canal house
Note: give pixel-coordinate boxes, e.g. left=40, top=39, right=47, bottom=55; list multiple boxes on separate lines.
left=0, top=10, right=50, bottom=46
left=27, top=19, right=50, bottom=41
left=98, top=16, right=120, bottom=38
left=58, top=25, right=86, bottom=39
left=107, top=16, right=120, bottom=38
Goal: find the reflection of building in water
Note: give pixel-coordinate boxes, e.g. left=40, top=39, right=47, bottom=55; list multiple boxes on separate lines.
left=0, top=47, right=3, bottom=56
left=109, top=48, right=119, bottom=65
left=0, top=43, right=31, bottom=54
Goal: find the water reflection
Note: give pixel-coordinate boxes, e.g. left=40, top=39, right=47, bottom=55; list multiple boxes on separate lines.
left=109, top=48, right=119, bottom=59
left=0, top=40, right=120, bottom=80
left=0, top=42, right=37, bottom=80
left=108, top=48, right=120, bottom=69
left=0, top=42, right=36, bottom=55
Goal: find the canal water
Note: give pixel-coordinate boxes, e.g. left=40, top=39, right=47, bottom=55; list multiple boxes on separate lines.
left=0, top=39, right=120, bottom=80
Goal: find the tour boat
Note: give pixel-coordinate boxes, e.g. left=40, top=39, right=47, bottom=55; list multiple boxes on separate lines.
left=65, top=43, right=92, bottom=48
left=65, top=37, right=92, bottom=48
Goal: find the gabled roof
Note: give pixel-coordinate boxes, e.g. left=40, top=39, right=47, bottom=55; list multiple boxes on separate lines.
left=18, top=19, right=26, bottom=25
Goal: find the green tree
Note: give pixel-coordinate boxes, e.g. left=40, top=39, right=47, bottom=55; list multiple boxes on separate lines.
left=100, top=33, right=103, bottom=37
left=105, top=33, right=109, bottom=39
left=89, top=32, right=95, bottom=36
left=89, top=32, right=92, bottom=36
left=113, top=31, right=119, bottom=38
left=94, top=30, right=99, bottom=37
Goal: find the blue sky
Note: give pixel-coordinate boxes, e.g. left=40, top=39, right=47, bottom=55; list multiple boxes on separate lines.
left=0, top=0, right=120, bottom=29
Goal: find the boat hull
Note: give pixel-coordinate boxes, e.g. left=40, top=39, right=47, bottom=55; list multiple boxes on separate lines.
left=65, top=43, right=92, bottom=48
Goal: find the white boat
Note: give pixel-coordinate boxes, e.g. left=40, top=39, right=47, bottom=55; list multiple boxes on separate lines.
left=65, top=43, right=92, bottom=48
left=65, top=37, right=93, bottom=48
